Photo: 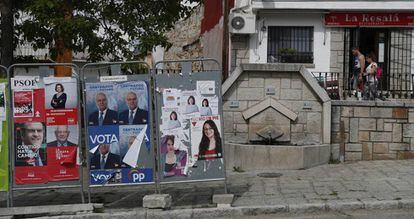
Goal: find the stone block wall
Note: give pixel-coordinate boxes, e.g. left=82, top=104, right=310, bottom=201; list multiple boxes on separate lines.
left=223, top=66, right=325, bottom=145
left=163, top=5, right=203, bottom=70
left=231, top=35, right=250, bottom=72
left=331, top=101, right=414, bottom=161
left=329, top=27, right=345, bottom=99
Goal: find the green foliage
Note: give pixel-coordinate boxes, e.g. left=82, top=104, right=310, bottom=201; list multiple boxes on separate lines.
left=17, top=0, right=201, bottom=61
left=278, top=48, right=297, bottom=55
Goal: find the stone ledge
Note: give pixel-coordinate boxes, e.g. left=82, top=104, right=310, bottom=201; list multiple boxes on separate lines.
left=0, top=203, right=96, bottom=217
left=213, top=194, right=234, bottom=208
left=332, top=100, right=414, bottom=107
left=242, top=63, right=315, bottom=72
left=143, top=194, right=172, bottom=209
left=15, top=199, right=414, bottom=218
left=242, top=97, right=298, bottom=121
left=225, top=143, right=331, bottom=170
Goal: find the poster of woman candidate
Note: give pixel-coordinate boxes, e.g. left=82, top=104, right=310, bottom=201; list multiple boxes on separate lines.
left=190, top=116, right=223, bottom=161
left=158, top=86, right=225, bottom=182
left=44, top=77, right=78, bottom=126
left=86, top=80, right=153, bottom=186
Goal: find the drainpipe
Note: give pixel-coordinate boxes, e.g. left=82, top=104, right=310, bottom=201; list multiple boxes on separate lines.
left=223, top=0, right=230, bottom=80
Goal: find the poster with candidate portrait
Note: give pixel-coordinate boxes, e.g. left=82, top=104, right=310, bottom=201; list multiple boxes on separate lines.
left=155, top=71, right=225, bottom=183
left=190, top=116, right=223, bottom=161
left=44, top=77, right=78, bottom=126
left=85, top=79, right=153, bottom=186
left=11, top=76, right=81, bottom=186
left=85, top=83, right=118, bottom=126
left=0, top=81, right=8, bottom=191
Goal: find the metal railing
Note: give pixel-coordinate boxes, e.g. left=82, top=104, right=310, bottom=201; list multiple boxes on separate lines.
left=312, top=71, right=414, bottom=100
left=311, top=72, right=341, bottom=100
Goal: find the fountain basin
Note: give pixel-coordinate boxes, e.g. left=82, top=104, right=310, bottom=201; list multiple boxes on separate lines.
left=225, top=143, right=331, bottom=171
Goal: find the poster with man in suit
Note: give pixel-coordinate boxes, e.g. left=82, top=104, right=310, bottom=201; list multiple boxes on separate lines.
left=85, top=83, right=118, bottom=126
left=118, top=81, right=149, bottom=125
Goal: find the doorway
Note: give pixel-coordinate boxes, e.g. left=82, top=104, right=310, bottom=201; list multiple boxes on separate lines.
left=344, top=27, right=414, bottom=98
left=344, top=28, right=390, bottom=92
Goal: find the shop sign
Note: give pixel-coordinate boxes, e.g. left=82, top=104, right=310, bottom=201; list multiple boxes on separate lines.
left=325, top=12, right=414, bottom=27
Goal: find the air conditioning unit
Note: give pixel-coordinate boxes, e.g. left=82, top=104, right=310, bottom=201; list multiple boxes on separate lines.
left=229, top=12, right=256, bottom=34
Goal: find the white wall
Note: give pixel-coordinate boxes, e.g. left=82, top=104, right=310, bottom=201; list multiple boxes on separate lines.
left=249, top=13, right=331, bottom=72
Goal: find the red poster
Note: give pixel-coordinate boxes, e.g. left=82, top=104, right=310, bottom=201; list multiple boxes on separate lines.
left=14, top=167, right=48, bottom=184
left=325, top=13, right=414, bottom=27
left=14, top=89, right=45, bottom=123
left=13, top=90, right=33, bottom=118
left=46, top=109, right=78, bottom=126
left=46, top=147, right=79, bottom=181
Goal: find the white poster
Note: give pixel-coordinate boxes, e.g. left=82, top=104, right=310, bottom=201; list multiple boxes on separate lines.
left=0, top=83, right=5, bottom=121
left=196, top=81, right=215, bottom=95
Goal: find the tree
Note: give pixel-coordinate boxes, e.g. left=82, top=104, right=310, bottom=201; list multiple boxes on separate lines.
left=0, top=0, right=14, bottom=68
left=17, top=0, right=201, bottom=76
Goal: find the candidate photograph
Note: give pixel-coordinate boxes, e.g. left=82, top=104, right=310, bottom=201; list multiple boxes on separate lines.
left=90, top=143, right=121, bottom=170
left=44, top=79, right=78, bottom=110
left=88, top=92, right=118, bottom=126
left=118, top=91, right=148, bottom=125
left=15, top=122, right=47, bottom=166
left=46, top=125, right=78, bottom=147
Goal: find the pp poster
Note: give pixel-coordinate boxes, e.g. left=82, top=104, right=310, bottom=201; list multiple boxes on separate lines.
left=0, top=80, right=8, bottom=191
left=85, top=80, right=153, bottom=185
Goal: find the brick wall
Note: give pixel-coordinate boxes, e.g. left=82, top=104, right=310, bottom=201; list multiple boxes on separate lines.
left=331, top=101, right=414, bottom=161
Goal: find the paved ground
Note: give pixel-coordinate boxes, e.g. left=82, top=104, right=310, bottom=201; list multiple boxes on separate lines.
left=1, top=160, right=414, bottom=217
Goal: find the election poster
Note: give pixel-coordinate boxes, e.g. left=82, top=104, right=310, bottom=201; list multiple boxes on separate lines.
left=157, top=75, right=224, bottom=182
left=44, top=77, right=78, bottom=126
left=0, top=83, right=6, bottom=121
left=0, top=81, right=8, bottom=191
left=86, top=80, right=153, bottom=186
left=12, top=76, right=80, bottom=185
left=190, top=116, right=223, bottom=161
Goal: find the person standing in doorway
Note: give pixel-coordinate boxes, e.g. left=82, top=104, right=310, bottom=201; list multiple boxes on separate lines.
left=351, top=47, right=365, bottom=99
left=364, top=53, right=378, bottom=100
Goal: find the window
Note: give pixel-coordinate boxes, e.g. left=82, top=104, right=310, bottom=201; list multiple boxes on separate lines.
left=267, top=26, right=314, bottom=63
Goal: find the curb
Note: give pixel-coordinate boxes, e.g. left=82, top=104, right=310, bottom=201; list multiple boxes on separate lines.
left=5, top=199, right=414, bottom=218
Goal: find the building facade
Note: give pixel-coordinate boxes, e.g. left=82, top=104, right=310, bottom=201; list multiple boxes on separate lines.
left=230, top=0, right=414, bottom=98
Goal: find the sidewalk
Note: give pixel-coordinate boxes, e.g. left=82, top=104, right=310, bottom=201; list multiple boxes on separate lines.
left=1, top=160, right=414, bottom=218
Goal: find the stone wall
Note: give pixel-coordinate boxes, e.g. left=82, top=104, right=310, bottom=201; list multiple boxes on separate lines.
left=329, top=28, right=344, bottom=74
left=231, top=35, right=250, bottom=72
left=223, top=64, right=329, bottom=146
left=331, top=101, right=414, bottom=161
left=163, top=5, right=203, bottom=69
left=329, top=27, right=345, bottom=99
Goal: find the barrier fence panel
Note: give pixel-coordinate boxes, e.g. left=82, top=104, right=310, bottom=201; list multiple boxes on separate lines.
left=8, top=63, right=84, bottom=206
left=154, top=59, right=227, bottom=186
left=81, top=62, right=155, bottom=197
left=0, top=65, right=9, bottom=207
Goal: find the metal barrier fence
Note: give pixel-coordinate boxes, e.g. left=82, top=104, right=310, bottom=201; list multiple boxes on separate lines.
left=153, top=59, right=227, bottom=193
left=80, top=61, right=156, bottom=202
left=0, top=58, right=227, bottom=208
left=7, top=63, right=85, bottom=207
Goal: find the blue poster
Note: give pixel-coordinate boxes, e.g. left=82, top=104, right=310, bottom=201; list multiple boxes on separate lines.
left=86, top=80, right=153, bottom=186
